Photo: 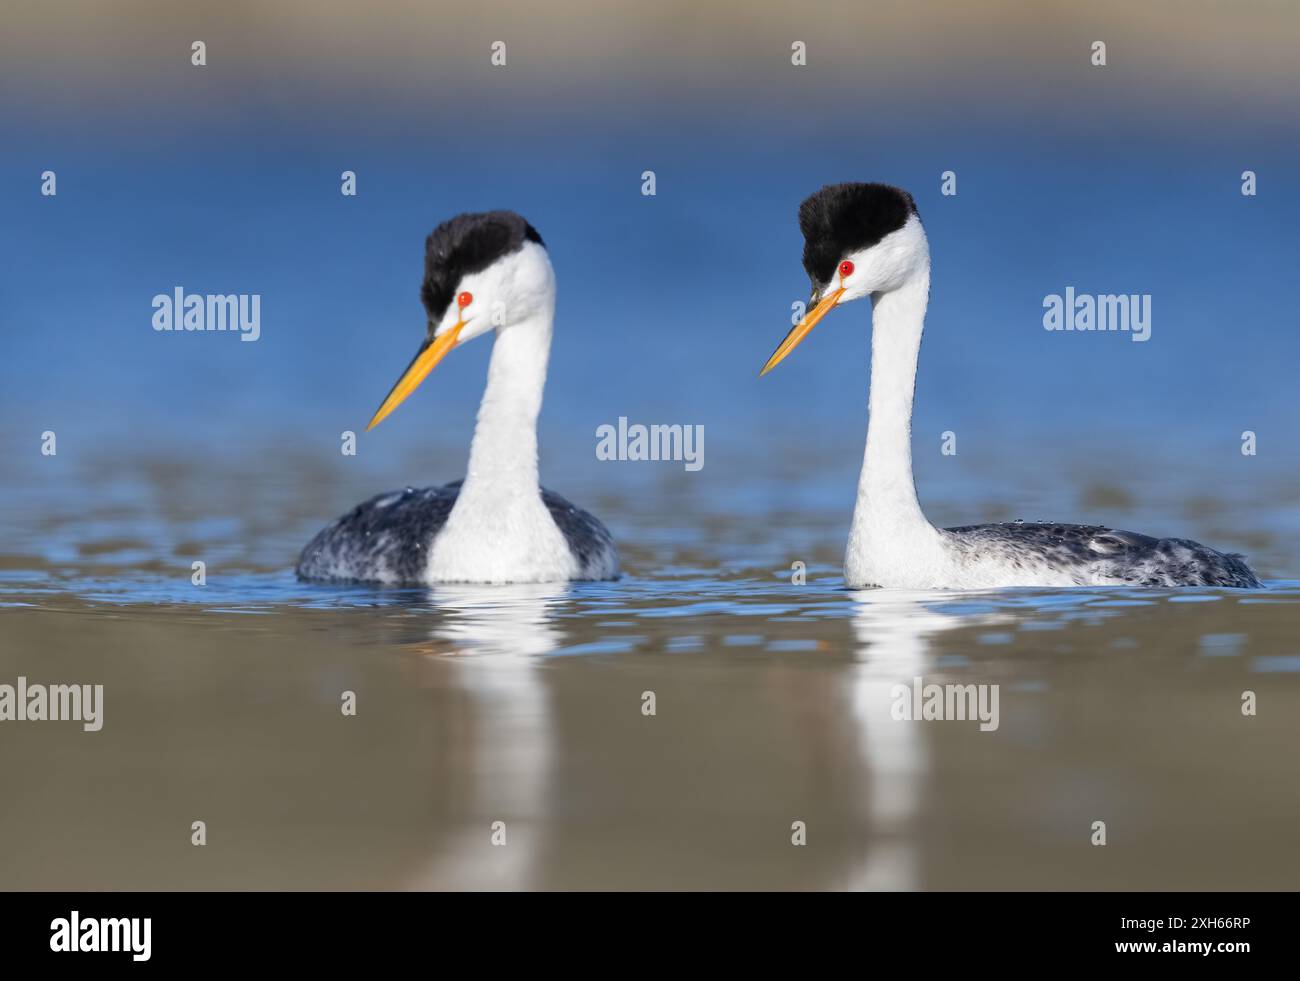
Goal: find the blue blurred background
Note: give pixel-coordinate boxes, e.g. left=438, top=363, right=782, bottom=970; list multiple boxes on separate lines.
left=2, top=1, right=1297, bottom=523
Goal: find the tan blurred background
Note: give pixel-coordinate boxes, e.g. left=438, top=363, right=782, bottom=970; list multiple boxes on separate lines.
left=3, top=1, right=1297, bottom=123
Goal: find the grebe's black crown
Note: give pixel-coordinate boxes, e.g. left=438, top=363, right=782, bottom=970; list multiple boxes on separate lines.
left=798, top=183, right=918, bottom=287
left=421, top=210, right=544, bottom=323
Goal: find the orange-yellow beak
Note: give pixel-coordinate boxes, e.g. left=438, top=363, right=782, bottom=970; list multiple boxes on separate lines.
left=366, top=322, right=464, bottom=431
left=759, top=285, right=846, bottom=376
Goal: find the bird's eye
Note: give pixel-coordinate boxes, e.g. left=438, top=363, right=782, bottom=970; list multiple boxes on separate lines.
left=457, top=291, right=473, bottom=309
left=839, top=260, right=855, bottom=278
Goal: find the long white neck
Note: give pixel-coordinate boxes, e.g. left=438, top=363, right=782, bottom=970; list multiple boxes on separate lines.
left=845, top=266, right=942, bottom=586
left=428, top=297, right=578, bottom=583
left=461, top=306, right=553, bottom=500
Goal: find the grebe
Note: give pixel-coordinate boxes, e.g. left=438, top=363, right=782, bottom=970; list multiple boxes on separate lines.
left=760, top=183, right=1262, bottom=589
left=297, top=211, right=618, bottom=585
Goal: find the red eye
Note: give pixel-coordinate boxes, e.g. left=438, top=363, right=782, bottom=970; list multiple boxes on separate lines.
left=839, top=260, right=855, bottom=278
left=457, top=291, right=473, bottom=309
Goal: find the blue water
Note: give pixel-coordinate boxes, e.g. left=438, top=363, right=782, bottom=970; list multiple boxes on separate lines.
left=3, top=110, right=1297, bottom=469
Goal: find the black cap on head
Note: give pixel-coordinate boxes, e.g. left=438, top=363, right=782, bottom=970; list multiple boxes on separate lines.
left=798, top=183, right=917, bottom=288
left=421, top=210, right=544, bottom=324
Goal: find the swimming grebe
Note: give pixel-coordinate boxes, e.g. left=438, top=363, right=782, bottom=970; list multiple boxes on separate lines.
left=297, top=211, right=618, bottom=585
left=761, top=182, right=1262, bottom=589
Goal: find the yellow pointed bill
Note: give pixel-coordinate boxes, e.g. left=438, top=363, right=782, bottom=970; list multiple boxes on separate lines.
left=759, top=285, right=846, bottom=376
left=366, top=323, right=464, bottom=431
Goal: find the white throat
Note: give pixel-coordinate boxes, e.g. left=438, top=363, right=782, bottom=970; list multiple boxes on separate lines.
left=426, top=301, right=578, bottom=583
left=464, top=311, right=552, bottom=495
left=844, top=262, right=946, bottom=587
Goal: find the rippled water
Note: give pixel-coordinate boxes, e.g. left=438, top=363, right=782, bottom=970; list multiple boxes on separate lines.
left=2, top=442, right=1298, bottom=889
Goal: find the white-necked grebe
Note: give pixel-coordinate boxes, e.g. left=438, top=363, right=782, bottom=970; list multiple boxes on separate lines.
left=761, top=182, right=1261, bottom=589
left=298, top=211, right=618, bottom=585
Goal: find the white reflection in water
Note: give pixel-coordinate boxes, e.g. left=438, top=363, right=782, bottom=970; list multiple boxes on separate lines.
left=409, top=582, right=569, bottom=889
left=434, top=581, right=569, bottom=656
left=844, top=589, right=1001, bottom=891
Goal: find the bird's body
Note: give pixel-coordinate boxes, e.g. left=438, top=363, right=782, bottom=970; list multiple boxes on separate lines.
left=297, top=211, right=618, bottom=586
left=296, top=481, right=616, bottom=585
left=763, top=182, right=1264, bottom=590
left=850, top=520, right=1262, bottom=590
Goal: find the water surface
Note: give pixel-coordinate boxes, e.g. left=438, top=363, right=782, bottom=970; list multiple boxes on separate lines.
left=2, top=444, right=1297, bottom=890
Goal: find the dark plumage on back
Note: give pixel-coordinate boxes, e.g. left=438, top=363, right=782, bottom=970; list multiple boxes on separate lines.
left=421, top=211, right=544, bottom=324
left=798, top=183, right=918, bottom=288
left=942, top=522, right=1263, bottom=588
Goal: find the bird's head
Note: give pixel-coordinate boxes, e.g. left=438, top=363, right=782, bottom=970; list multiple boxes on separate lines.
left=367, top=210, right=553, bottom=430
left=761, top=182, right=927, bottom=375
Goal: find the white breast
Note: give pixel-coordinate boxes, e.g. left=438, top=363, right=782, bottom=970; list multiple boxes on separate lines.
left=425, top=486, right=578, bottom=584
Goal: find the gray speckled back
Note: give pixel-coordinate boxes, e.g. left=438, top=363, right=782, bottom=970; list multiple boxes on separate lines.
left=943, top=522, right=1262, bottom=588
